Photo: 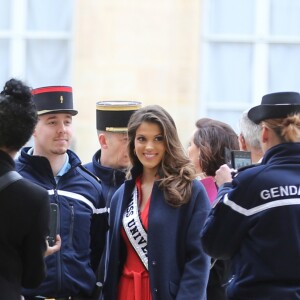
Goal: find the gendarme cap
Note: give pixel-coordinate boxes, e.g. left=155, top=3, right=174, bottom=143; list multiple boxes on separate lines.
left=32, top=86, right=78, bottom=116
left=248, top=91, right=300, bottom=124
left=96, top=100, right=142, bottom=132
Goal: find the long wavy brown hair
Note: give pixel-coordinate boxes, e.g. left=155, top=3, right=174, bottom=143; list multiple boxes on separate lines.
left=194, top=118, right=239, bottom=176
left=127, top=105, right=196, bottom=207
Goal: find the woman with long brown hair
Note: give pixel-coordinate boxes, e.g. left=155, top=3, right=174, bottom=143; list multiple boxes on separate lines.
left=102, top=105, right=211, bottom=300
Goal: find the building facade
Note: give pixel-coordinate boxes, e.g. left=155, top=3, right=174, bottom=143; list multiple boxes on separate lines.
left=2, top=0, right=300, bottom=162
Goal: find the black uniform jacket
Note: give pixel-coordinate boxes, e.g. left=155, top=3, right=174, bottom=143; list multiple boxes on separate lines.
left=0, top=150, right=49, bottom=300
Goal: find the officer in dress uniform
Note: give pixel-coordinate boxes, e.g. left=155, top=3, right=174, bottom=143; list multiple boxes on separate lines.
left=16, top=86, right=107, bottom=300
left=84, top=100, right=141, bottom=299
left=84, top=100, right=142, bottom=207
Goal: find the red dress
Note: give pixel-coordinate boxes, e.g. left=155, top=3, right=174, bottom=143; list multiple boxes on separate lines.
left=117, top=178, right=152, bottom=300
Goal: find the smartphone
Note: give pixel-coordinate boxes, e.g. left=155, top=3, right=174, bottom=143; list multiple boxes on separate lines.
left=47, top=203, right=60, bottom=246
left=225, top=148, right=252, bottom=170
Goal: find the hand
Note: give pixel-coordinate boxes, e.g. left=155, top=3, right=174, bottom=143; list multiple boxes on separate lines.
left=215, top=164, right=234, bottom=187
left=45, top=234, right=61, bottom=257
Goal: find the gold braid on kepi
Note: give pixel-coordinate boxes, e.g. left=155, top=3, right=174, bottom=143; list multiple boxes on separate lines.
left=96, top=100, right=142, bottom=132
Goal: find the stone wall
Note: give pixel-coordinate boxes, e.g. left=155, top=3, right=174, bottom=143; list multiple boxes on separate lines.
left=73, top=0, right=202, bottom=163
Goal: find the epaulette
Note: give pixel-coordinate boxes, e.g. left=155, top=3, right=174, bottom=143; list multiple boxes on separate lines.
left=78, top=164, right=101, bottom=183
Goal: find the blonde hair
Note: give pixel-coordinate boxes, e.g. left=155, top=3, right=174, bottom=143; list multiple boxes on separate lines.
left=263, top=114, right=300, bottom=142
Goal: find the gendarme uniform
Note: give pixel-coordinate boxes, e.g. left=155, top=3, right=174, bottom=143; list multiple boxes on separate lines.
left=16, top=86, right=108, bottom=299
left=84, top=149, right=126, bottom=206
left=84, top=101, right=141, bottom=297
left=84, top=100, right=141, bottom=207
left=201, top=92, right=300, bottom=300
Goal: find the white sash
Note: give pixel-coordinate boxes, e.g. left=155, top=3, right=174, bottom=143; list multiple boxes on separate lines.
left=122, top=186, right=148, bottom=270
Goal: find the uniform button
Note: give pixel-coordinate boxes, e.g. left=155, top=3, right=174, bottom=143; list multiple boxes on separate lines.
left=154, top=288, right=158, bottom=293
left=152, top=260, right=157, bottom=266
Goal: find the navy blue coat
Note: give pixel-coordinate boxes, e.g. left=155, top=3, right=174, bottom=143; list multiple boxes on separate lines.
left=84, top=149, right=127, bottom=295
left=84, top=149, right=126, bottom=207
left=102, top=169, right=211, bottom=300
left=201, top=143, right=300, bottom=299
left=16, top=147, right=108, bottom=298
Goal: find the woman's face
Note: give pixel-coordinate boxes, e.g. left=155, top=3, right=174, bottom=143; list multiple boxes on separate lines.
left=134, top=121, right=166, bottom=175
left=187, top=129, right=202, bottom=175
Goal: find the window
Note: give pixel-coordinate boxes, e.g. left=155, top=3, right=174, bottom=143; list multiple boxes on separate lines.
left=0, top=0, right=74, bottom=88
left=200, top=0, right=300, bottom=131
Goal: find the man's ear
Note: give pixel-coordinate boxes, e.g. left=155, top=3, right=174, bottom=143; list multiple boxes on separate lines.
left=98, top=133, right=108, bottom=149
left=238, top=134, right=247, bottom=151
left=261, top=125, right=269, bottom=143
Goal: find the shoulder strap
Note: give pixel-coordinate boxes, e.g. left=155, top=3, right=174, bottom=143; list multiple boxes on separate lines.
left=0, top=171, right=23, bottom=192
